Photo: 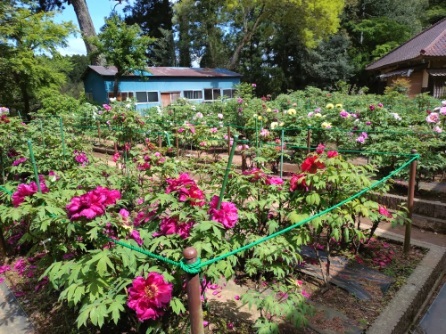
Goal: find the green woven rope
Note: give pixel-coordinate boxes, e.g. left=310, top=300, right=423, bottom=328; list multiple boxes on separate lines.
left=193, top=154, right=418, bottom=270
left=0, top=186, right=12, bottom=195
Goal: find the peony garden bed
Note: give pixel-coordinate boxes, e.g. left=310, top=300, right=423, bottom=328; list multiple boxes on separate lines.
left=1, top=89, right=446, bottom=333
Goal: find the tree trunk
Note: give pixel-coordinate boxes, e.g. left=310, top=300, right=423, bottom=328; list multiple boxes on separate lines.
left=71, top=0, right=101, bottom=65
left=178, top=11, right=191, bottom=67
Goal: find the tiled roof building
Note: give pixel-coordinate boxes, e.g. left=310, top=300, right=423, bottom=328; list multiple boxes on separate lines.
left=366, top=18, right=446, bottom=97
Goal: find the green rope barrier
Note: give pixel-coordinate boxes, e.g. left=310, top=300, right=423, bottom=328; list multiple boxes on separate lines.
left=193, top=154, right=419, bottom=270
left=0, top=186, right=12, bottom=196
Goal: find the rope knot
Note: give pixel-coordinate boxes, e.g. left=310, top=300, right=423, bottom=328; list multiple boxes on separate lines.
left=179, top=258, right=202, bottom=275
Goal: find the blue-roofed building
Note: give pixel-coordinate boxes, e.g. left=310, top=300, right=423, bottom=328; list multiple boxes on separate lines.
left=83, top=66, right=242, bottom=110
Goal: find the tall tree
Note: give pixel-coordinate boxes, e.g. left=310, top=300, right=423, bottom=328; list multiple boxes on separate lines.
left=35, top=0, right=123, bottom=64
left=93, top=13, right=154, bottom=97
left=0, top=1, right=75, bottom=117
left=124, top=0, right=175, bottom=66
left=173, top=0, right=345, bottom=70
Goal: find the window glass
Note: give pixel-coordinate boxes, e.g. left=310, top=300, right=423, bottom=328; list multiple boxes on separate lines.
left=147, top=92, right=159, bottom=102
left=204, top=89, right=213, bottom=100
left=213, top=89, right=221, bottom=100
left=136, top=92, right=148, bottom=103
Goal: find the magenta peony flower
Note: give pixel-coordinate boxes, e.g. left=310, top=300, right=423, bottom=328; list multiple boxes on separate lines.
left=119, top=208, right=130, bottom=220
left=74, top=150, right=89, bottom=166
left=153, top=216, right=193, bottom=239
left=112, top=152, right=120, bottom=162
left=12, top=157, right=27, bottom=166
left=290, top=173, right=308, bottom=192
left=66, top=186, right=121, bottom=221
left=208, top=195, right=238, bottom=229
left=127, top=273, right=173, bottom=322
left=129, top=230, right=143, bottom=246
left=165, top=173, right=205, bottom=206
left=12, top=176, right=49, bottom=207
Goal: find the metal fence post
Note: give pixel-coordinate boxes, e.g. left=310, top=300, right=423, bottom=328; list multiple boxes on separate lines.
left=183, top=247, right=204, bottom=334
left=404, top=149, right=417, bottom=255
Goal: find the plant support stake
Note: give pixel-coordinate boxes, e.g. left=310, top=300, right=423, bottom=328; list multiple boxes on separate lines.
left=404, top=149, right=417, bottom=254
left=217, top=136, right=238, bottom=209
left=183, top=247, right=204, bottom=334
left=27, top=140, right=41, bottom=192
left=280, top=129, right=285, bottom=178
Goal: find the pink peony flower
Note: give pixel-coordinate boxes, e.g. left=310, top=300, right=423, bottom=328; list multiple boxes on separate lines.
left=315, top=143, right=325, bottom=154
left=426, top=112, right=440, bottom=123
left=103, top=104, right=112, bottom=111
left=260, top=128, right=270, bottom=137
left=119, top=208, right=130, bottom=220
left=153, top=216, right=194, bottom=239
left=66, top=186, right=121, bottom=221
left=327, top=151, right=338, bottom=158
left=379, top=206, right=392, bottom=218
left=127, top=273, right=173, bottom=322
left=369, top=104, right=375, bottom=111
left=266, top=176, right=283, bottom=186
left=208, top=195, right=238, bottom=229
left=210, top=127, right=218, bottom=134
left=339, top=110, right=350, bottom=118
left=165, top=173, right=205, bottom=206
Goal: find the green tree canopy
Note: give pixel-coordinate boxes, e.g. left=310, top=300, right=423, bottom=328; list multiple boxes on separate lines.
left=0, top=0, right=76, bottom=117
left=93, top=13, right=154, bottom=97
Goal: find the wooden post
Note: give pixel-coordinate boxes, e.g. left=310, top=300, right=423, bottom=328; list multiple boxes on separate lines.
left=183, top=247, right=204, bottom=334
left=158, top=133, right=162, bottom=149
left=404, top=149, right=417, bottom=255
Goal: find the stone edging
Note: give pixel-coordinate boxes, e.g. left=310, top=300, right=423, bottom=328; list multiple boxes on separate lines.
left=367, top=229, right=446, bottom=334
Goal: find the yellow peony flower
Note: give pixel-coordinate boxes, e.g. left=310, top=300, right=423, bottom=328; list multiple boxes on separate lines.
left=267, top=108, right=272, bottom=112
left=288, top=108, right=297, bottom=115
left=326, top=103, right=334, bottom=109
left=270, top=122, right=279, bottom=129
left=258, top=116, right=263, bottom=120
left=336, top=103, right=343, bottom=108
left=321, top=122, right=332, bottom=129
left=279, top=122, right=284, bottom=127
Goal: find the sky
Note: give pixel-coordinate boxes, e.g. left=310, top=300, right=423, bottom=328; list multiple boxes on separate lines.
left=55, top=0, right=134, bottom=55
